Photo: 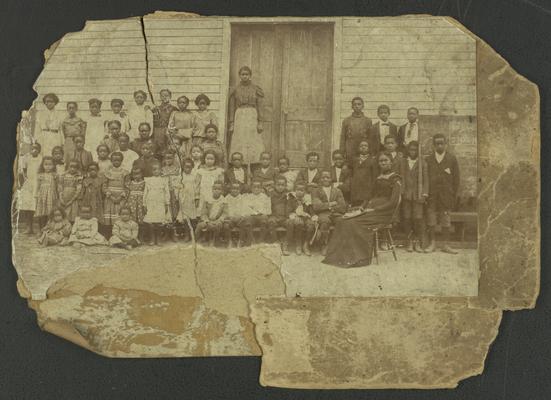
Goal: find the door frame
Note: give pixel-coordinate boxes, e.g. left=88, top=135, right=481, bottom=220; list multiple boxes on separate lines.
left=222, top=19, right=342, bottom=168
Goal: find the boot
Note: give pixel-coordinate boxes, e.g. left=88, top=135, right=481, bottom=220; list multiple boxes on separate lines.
left=303, top=240, right=311, bottom=256
left=440, top=228, right=458, bottom=254
left=406, top=239, right=414, bottom=252
left=281, top=242, right=290, bottom=256
left=413, top=240, right=423, bottom=253
left=424, top=229, right=435, bottom=253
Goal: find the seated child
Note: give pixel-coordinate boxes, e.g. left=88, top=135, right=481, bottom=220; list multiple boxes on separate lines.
left=296, top=151, right=321, bottom=188
left=288, top=182, right=316, bottom=256
left=143, top=160, right=170, bottom=245
left=200, top=124, right=226, bottom=167
left=383, top=134, right=405, bottom=175
left=312, top=170, right=347, bottom=255
left=223, top=182, right=247, bottom=248
left=109, top=206, right=140, bottom=249
left=276, top=156, right=298, bottom=192
left=37, top=207, right=72, bottom=247
left=267, top=176, right=294, bottom=256
left=195, top=181, right=227, bottom=246
left=241, top=180, right=271, bottom=245
left=68, top=205, right=108, bottom=247
left=225, top=151, right=250, bottom=193
left=251, top=151, right=277, bottom=189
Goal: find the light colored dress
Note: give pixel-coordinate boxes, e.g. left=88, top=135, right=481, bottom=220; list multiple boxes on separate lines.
left=228, top=82, right=264, bottom=164
left=119, top=149, right=139, bottom=173
left=57, top=172, right=83, bottom=222
left=61, top=116, right=86, bottom=164
left=68, top=217, right=107, bottom=245
left=38, top=218, right=72, bottom=245
left=176, top=171, right=200, bottom=221
left=127, top=103, right=153, bottom=141
left=34, top=109, right=64, bottom=157
left=196, top=166, right=224, bottom=210
left=109, top=219, right=139, bottom=246
left=97, top=159, right=111, bottom=175
left=18, top=154, right=42, bottom=211
left=104, top=111, right=129, bottom=134
left=192, top=110, right=218, bottom=141
left=34, top=172, right=58, bottom=217
left=102, top=166, right=129, bottom=225
left=168, top=110, right=194, bottom=143
left=83, top=114, right=106, bottom=158
left=143, top=176, right=170, bottom=224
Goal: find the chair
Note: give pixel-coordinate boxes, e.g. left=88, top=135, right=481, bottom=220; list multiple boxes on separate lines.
left=371, top=195, right=402, bottom=265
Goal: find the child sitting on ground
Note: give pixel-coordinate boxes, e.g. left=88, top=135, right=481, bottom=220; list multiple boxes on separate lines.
left=68, top=205, right=108, bottom=247
left=37, top=207, right=72, bottom=247
left=109, top=206, right=140, bottom=249
left=195, top=181, right=227, bottom=246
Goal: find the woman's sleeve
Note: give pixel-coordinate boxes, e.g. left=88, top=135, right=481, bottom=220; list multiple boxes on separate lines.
left=373, top=180, right=401, bottom=212
left=228, top=87, right=236, bottom=123
left=255, top=85, right=264, bottom=122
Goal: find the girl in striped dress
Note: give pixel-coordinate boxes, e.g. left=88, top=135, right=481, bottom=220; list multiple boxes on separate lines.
left=34, top=156, right=59, bottom=230
left=102, top=152, right=129, bottom=236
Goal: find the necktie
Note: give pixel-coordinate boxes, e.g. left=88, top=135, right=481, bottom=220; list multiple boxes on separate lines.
left=407, top=123, right=415, bottom=138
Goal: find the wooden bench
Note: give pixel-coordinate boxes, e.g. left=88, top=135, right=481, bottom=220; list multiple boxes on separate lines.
left=450, top=211, right=477, bottom=242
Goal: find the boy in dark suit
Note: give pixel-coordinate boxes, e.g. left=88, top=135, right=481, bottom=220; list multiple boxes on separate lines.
left=340, top=97, right=372, bottom=161
left=312, top=170, right=347, bottom=255
left=347, top=140, right=377, bottom=206
left=401, top=141, right=429, bottom=252
left=397, top=107, right=420, bottom=154
left=225, top=151, right=250, bottom=193
left=329, top=149, right=350, bottom=202
left=267, top=176, right=294, bottom=255
left=296, top=151, right=322, bottom=189
left=251, top=151, right=277, bottom=191
left=425, top=134, right=460, bottom=254
left=370, top=104, right=398, bottom=155
left=383, top=135, right=406, bottom=175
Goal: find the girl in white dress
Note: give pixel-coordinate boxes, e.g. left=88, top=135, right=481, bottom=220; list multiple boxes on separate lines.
left=18, top=142, right=43, bottom=233
left=35, top=93, right=64, bottom=157
left=143, top=160, right=170, bottom=245
left=127, top=90, right=153, bottom=141
left=196, top=150, right=224, bottom=212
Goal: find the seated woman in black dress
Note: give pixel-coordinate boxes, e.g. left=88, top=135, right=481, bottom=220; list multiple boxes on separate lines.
left=323, top=152, right=402, bottom=268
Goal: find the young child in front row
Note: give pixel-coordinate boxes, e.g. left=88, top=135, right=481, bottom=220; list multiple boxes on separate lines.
left=38, top=207, right=72, bottom=247
left=34, top=156, right=59, bottom=229
left=143, top=160, right=170, bottom=245
left=267, top=176, right=294, bottom=256
left=176, top=158, right=201, bottom=241
left=109, top=206, right=140, bottom=249
left=225, top=151, right=250, bottom=193
left=223, top=182, right=247, bottom=248
left=288, top=182, right=316, bottom=256
left=241, top=180, right=271, bottom=245
left=276, top=156, right=297, bottom=192
left=195, top=181, right=227, bottom=246
left=67, top=205, right=108, bottom=247
left=312, top=170, right=347, bottom=255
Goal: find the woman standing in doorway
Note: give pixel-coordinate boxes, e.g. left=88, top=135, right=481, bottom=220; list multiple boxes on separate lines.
left=228, top=66, right=264, bottom=171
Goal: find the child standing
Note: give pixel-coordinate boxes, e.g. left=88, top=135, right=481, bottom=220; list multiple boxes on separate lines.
left=397, top=107, right=420, bottom=154
left=425, top=134, right=460, bottom=254
left=109, top=206, right=140, bottom=249
left=37, top=207, right=72, bottom=247
left=143, top=160, right=170, bottom=245
left=189, top=144, right=204, bottom=174
left=223, top=182, right=246, bottom=248
left=61, top=102, right=87, bottom=166
left=288, top=182, right=316, bottom=256
left=195, top=181, right=227, bottom=246
left=192, top=93, right=218, bottom=146
left=130, top=122, right=156, bottom=156
left=176, top=158, right=201, bottom=240
left=68, top=205, right=108, bottom=247
left=312, top=170, right=347, bottom=255
left=102, top=152, right=129, bottom=235
left=370, top=104, right=398, bottom=156
left=348, top=140, right=376, bottom=206
left=57, top=159, right=83, bottom=223
left=125, top=167, right=146, bottom=239
left=127, top=90, right=153, bottom=141
left=105, top=99, right=129, bottom=135
left=84, top=98, right=106, bottom=159
left=340, top=97, right=372, bottom=161
left=402, top=141, right=429, bottom=252
left=330, top=149, right=350, bottom=202
left=35, top=93, right=63, bottom=158
left=200, top=124, right=226, bottom=167
left=96, top=144, right=111, bottom=175
left=68, top=135, right=93, bottom=173
left=118, top=133, right=139, bottom=173
left=34, top=156, right=59, bottom=229
left=241, top=180, right=271, bottom=245
left=196, top=150, right=225, bottom=211
left=251, top=151, right=277, bottom=190
left=162, top=151, right=182, bottom=241
left=276, top=156, right=298, bottom=192
left=296, top=152, right=322, bottom=188
left=51, top=146, right=65, bottom=173
left=80, top=163, right=105, bottom=232
left=18, top=142, right=42, bottom=233
left=267, top=176, right=294, bottom=255
left=168, top=95, right=194, bottom=153
left=151, top=89, right=178, bottom=154
left=225, top=151, right=250, bottom=193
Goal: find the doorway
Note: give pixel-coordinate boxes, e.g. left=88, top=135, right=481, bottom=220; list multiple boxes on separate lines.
left=229, top=23, right=334, bottom=168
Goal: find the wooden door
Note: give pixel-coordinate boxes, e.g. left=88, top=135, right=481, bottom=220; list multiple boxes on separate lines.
left=229, top=24, right=333, bottom=168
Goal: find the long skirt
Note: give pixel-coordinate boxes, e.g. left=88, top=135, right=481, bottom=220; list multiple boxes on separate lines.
left=322, top=210, right=391, bottom=268
left=230, top=107, right=264, bottom=165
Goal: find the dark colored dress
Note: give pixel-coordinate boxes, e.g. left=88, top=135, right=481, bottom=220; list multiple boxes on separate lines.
left=125, top=179, right=146, bottom=223
left=81, top=176, right=105, bottom=224
left=152, top=102, right=178, bottom=152
left=323, top=172, right=401, bottom=268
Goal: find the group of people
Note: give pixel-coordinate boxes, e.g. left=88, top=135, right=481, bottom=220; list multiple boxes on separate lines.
left=17, top=65, right=461, bottom=266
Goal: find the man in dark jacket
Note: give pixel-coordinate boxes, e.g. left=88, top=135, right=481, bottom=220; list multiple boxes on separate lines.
left=425, top=134, right=460, bottom=254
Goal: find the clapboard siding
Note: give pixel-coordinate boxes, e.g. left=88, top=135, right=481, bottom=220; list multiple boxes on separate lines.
left=34, top=18, right=147, bottom=113
left=339, top=17, right=476, bottom=123
left=143, top=16, right=226, bottom=134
